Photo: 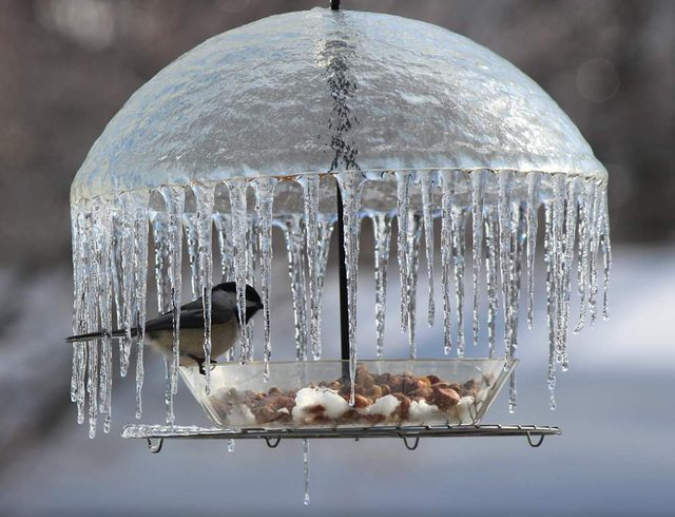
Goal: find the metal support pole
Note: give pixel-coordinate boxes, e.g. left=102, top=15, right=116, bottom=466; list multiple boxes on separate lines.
left=336, top=182, right=350, bottom=377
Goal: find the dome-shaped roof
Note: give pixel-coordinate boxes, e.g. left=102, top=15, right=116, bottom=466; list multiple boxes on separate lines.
left=71, top=8, right=606, bottom=202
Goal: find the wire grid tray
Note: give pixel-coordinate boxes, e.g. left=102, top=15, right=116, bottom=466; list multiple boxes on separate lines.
left=122, top=424, right=561, bottom=453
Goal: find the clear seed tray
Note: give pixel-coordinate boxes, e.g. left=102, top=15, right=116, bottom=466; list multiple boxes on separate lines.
left=180, top=359, right=516, bottom=429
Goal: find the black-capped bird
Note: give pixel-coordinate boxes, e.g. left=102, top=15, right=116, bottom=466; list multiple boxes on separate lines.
left=66, top=282, right=263, bottom=374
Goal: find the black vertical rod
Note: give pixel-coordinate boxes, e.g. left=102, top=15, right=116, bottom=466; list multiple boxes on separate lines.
left=336, top=181, right=350, bottom=376
left=330, top=0, right=340, bottom=10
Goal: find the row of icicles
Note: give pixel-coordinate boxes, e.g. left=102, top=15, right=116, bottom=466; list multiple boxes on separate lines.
left=70, top=170, right=610, bottom=438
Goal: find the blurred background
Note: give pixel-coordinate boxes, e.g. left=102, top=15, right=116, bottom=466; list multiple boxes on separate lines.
left=0, top=1, right=673, bottom=516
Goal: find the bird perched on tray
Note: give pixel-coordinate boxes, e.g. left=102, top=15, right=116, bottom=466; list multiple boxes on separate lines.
left=66, top=282, right=263, bottom=374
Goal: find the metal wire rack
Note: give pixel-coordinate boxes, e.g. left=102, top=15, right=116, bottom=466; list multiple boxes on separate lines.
left=122, top=424, right=561, bottom=453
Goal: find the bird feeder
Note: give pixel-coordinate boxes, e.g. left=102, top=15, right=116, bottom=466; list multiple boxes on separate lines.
left=68, top=4, right=610, bottom=498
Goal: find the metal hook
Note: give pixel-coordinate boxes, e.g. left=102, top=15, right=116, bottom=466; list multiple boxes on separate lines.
left=526, top=432, right=545, bottom=448
left=146, top=438, right=164, bottom=454
left=265, top=437, right=282, bottom=448
left=402, top=436, right=420, bottom=451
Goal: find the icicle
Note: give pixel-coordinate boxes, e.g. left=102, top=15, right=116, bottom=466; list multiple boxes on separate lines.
left=420, top=173, right=435, bottom=327
left=159, top=185, right=185, bottom=424
left=371, top=213, right=392, bottom=359
left=336, top=173, right=363, bottom=405
left=182, top=213, right=200, bottom=299
left=498, top=171, right=514, bottom=358
left=396, top=171, right=412, bottom=333
left=550, top=175, right=565, bottom=365
left=228, top=179, right=251, bottom=363
left=440, top=171, right=455, bottom=355
left=93, top=205, right=114, bottom=433
left=599, top=184, right=612, bottom=320
left=484, top=210, right=499, bottom=358
left=193, top=184, right=215, bottom=389
left=471, top=170, right=487, bottom=347
left=507, top=203, right=526, bottom=413
left=86, top=340, right=99, bottom=438
left=253, top=178, right=276, bottom=379
left=150, top=211, right=172, bottom=420
left=525, top=172, right=541, bottom=328
left=575, top=179, right=597, bottom=333
left=406, top=214, right=423, bottom=358
left=303, top=438, right=311, bottom=506
left=544, top=198, right=557, bottom=410
left=558, top=177, right=579, bottom=370
left=228, top=438, right=236, bottom=453
left=246, top=216, right=258, bottom=288
left=114, top=193, right=136, bottom=378
left=313, top=216, right=334, bottom=361
left=214, top=213, right=234, bottom=281
left=284, top=215, right=309, bottom=361
left=82, top=212, right=99, bottom=438
left=507, top=371, right=518, bottom=414
left=452, top=208, right=467, bottom=357
left=588, top=179, right=602, bottom=327
left=302, top=175, right=322, bottom=361
left=133, top=202, right=150, bottom=419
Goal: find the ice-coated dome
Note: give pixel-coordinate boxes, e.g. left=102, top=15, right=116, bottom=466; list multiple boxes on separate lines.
left=71, top=7, right=606, bottom=202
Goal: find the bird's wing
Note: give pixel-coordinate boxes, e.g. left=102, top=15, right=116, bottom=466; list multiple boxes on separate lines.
left=145, top=306, right=234, bottom=332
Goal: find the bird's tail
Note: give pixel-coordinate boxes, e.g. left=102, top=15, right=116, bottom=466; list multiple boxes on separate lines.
left=65, top=329, right=136, bottom=343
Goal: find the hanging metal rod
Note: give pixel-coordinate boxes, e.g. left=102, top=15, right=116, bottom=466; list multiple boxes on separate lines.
left=336, top=181, right=350, bottom=377
left=330, top=0, right=340, bottom=10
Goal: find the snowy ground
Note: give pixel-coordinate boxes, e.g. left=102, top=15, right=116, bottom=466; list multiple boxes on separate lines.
left=0, top=245, right=673, bottom=516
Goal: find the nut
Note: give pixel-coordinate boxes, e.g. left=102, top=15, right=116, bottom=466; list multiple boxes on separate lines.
left=393, top=393, right=411, bottom=420
left=427, top=374, right=441, bottom=385
left=370, top=385, right=383, bottom=399
left=433, top=386, right=460, bottom=409
left=353, top=394, right=372, bottom=408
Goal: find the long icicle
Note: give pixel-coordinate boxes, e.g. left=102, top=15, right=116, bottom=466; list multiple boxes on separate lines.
left=337, top=172, right=363, bottom=405
left=214, top=213, right=234, bottom=282
left=396, top=171, right=412, bottom=333
left=133, top=195, right=150, bottom=419
left=314, top=216, right=334, bottom=361
left=194, top=184, right=215, bottom=390
left=507, top=202, right=526, bottom=413
left=544, top=197, right=557, bottom=410
left=228, top=179, right=251, bottom=363
left=406, top=213, right=423, bottom=358
left=440, top=171, right=455, bottom=355
left=302, top=175, right=322, bottom=361
left=484, top=208, right=500, bottom=358
left=558, top=176, right=579, bottom=371
left=372, top=213, right=392, bottom=359
left=253, top=177, right=276, bottom=379
left=551, top=175, right=566, bottom=367
left=82, top=212, right=99, bottom=438
left=285, top=215, right=309, bottom=362
left=420, top=172, right=435, bottom=327
left=588, top=179, right=602, bottom=327
left=452, top=206, right=467, bottom=357
left=471, top=170, right=487, bottom=347
left=575, top=178, right=596, bottom=333
left=116, top=193, right=136, bottom=378
left=498, top=171, right=514, bottom=358
left=94, top=205, right=114, bottom=433
left=160, top=185, right=185, bottom=424
left=599, top=183, right=612, bottom=320
left=525, top=171, right=541, bottom=328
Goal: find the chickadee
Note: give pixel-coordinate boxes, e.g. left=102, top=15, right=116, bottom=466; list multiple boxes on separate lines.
left=66, top=282, right=263, bottom=374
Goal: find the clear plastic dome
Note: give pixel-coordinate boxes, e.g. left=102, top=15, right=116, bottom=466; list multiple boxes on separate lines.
left=71, top=7, right=606, bottom=202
